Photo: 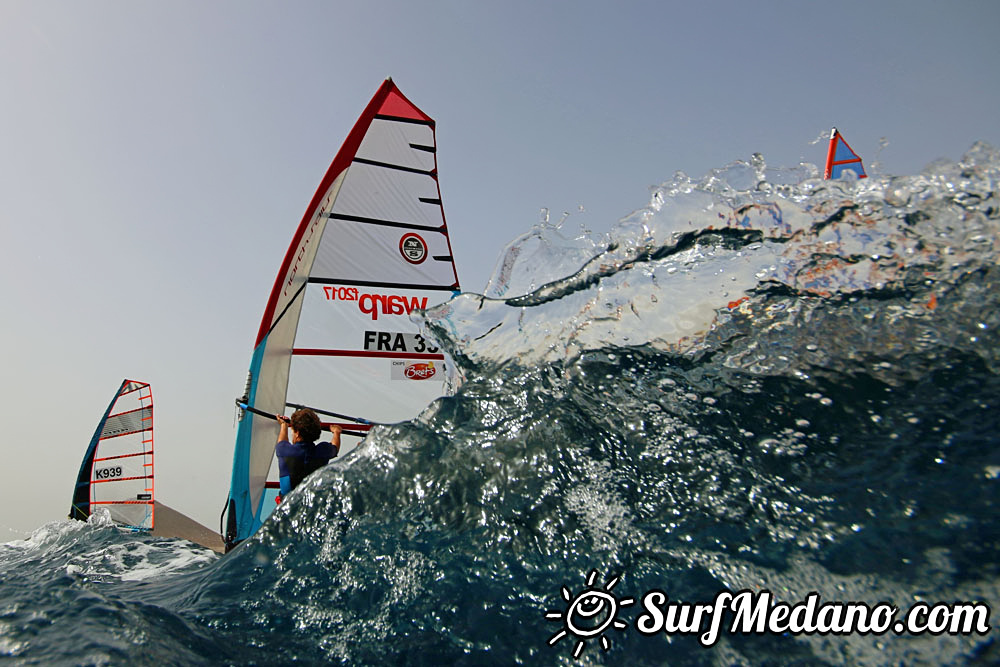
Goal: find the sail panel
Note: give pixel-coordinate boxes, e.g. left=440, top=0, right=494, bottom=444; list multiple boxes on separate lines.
left=100, top=406, right=152, bottom=440
left=356, top=118, right=437, bottom=172
left=287, top=355, right=447, bottom=426
left=311, top=220, right=456, bottom=286
left=331, top=164, right=443, bottom=230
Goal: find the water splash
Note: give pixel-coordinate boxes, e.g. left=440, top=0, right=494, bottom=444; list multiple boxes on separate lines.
left=428, top=142, right=1000, bottom=384
left=4, top=144, right=999, bottom=665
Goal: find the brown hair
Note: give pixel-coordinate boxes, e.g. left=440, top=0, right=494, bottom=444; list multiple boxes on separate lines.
left=290, top=408, right=322, bottom=443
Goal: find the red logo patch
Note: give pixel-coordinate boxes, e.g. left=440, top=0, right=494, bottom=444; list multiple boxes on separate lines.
left=404, top=362, right=437, bottom=380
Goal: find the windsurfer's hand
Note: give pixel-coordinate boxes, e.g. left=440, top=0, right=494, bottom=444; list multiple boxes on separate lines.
left=329, top=424, right=342, bottom=435
left=277, top=415, right=290, bottom=424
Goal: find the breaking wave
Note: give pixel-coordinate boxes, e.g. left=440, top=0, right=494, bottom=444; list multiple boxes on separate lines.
left=4, top=143, right=999, bottom=665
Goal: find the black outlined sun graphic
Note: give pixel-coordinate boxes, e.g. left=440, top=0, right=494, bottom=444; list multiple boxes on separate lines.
left=545, top=569, right=634, bottom=659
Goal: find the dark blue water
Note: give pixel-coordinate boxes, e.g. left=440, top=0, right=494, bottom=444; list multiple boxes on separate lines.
left=3, top=144, right=998, bottom=665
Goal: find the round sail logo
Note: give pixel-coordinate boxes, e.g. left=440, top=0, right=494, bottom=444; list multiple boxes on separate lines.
left=399, top=233, right=427, bottom=264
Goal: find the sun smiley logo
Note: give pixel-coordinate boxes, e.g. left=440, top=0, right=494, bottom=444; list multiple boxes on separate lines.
left=545, top=569, right=634, bottom=659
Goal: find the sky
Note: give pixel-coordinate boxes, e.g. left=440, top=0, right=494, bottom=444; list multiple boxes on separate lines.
left=1, top=1, right=998, bottom=538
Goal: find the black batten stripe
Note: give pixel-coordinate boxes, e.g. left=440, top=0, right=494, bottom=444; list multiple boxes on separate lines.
left=308, top=277, right=457, bottom=291
left=264, top=282, right=307, bottom=339
left=353, top=157, right=434, bottom=176
left=419, top=197, right=442, bottom=205
left=374, top=114, right=434, bottom=127
left=433, top=255, right=453, bottom=262
left=409, top=143, right=436, bottom=153
left=325, top=212, right=445, bottom=234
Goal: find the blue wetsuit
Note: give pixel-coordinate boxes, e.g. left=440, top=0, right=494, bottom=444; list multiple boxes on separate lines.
left=275, top=440, right=338, bottom=495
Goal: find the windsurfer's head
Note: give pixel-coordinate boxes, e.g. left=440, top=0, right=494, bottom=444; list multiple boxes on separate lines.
left=289, top=408, right=322, bottom=443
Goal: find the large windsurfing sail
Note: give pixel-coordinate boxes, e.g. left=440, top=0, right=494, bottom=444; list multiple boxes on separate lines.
left=70, top=379, right=155, bottom=530
left=223, top=79, right=461, bottom=551
left=824, top=127, right=867, bottom=179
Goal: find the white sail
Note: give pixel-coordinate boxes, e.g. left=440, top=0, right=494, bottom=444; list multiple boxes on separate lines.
left=224, top=79, right=461, bottom=549
left=70, top=379, right=155, bottom=530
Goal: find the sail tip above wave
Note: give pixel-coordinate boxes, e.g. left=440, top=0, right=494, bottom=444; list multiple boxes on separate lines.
left=824, top=127, right=867, bottom=180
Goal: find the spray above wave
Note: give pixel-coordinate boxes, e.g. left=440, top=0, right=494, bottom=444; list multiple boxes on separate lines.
left=427, top=142, right=1000, bottom=383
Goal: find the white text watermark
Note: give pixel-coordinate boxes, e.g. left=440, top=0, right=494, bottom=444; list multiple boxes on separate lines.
left=546, top=570, right=992, bottom=659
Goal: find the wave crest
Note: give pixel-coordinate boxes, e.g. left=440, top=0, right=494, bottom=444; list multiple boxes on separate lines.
left=426, top=143, right=1000, bottom=384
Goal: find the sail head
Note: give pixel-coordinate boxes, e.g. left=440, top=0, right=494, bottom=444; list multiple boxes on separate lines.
left=824, top=127, right=867, bottom=179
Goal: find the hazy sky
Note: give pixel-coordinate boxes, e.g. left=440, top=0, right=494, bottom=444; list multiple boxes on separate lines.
left=2, top=1, right=998, bottom=537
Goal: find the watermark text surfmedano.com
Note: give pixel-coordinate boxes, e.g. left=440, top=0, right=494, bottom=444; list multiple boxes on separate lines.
left=545, top=571, right=993, bottom=659
left=635, top=589, right=992, bottom=647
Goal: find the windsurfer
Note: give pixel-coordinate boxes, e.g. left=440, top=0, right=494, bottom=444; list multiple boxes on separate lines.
left=274, top=408, right=340, bottom=501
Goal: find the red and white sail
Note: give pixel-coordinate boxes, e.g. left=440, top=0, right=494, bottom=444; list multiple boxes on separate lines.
left=224, top=79, right=461, bottom=547
left=70, top=379, right=155, bottom=530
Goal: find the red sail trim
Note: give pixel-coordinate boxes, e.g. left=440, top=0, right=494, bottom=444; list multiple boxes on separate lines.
left=292, top=348, right=445, bottom=360
left=256, top=79, right=402, bottom=346
left=94, top=451, right=153, bottom=462
left=99, top=428, right=148, bottom=441
left=824, top=131, right=838, bottom=179
left=92, top=475, right=154, bottom=484
left=378, top=86, right=433, bottom=123
left=118, top=381, right=151, bottom=396
left=91, top=500, right=155, bottom=506
left=105, top=406, right=152, bottom=422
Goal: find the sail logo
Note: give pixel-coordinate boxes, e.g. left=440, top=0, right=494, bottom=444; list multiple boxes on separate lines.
left=323, top=287, right=428, bottom=321
left=360, top=293, right=428, bottom=321
left=404, top=361, right=436, bottom=379
left=391, top=360, right=440, bottom=381
left=399, top=233, right=427, bottom=264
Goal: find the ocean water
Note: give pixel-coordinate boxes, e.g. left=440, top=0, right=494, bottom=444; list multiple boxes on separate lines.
left=3, top=145, right=999, bottom=665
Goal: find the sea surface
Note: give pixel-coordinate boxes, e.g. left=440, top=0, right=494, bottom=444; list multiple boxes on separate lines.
left=3, top=145, right=999, bottom=665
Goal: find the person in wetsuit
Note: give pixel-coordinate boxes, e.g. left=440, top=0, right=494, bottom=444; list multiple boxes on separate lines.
left=275, top=408, right=341, bottom=501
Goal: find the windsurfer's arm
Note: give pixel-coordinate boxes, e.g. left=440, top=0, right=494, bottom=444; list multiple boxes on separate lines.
left=329, top=424, right=342, bottom=455
left=277, top=414, right=290, bottom=444
left=276, top=414, right=293, bottom=495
